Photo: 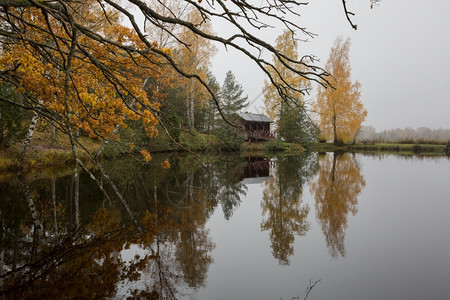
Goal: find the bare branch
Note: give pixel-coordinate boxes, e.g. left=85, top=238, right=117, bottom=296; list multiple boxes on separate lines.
left=341, top=0, right=357, bottom=30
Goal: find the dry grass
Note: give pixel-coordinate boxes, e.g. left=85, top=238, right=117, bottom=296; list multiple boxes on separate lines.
left=0, top=130, right=101, bottom=173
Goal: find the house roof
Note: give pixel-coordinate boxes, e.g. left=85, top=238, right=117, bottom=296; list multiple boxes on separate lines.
left=237, top=112, right=273, bottom=123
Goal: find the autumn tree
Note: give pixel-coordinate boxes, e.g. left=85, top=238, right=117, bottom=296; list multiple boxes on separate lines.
left=264, top=30, right=311, bottom=120
left=177, top=9, right=216, bottom=130
left=0, top=2, right=167, bottom=151
left=0, top=0, right=379, bottom=132
left=314, top=37, right=367, bottom=145
left=263, top=30, right=318, bottom=145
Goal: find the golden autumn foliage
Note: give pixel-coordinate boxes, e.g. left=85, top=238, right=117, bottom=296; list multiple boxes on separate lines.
left=177, top=9, right=216, bottom=128
left=314, top=37, right=367, bottom=144
left=264, top=30, right=311, bottom=122
left=309, top=153, right=365, bottom=257
left=0, top=2, right=170, bottom=145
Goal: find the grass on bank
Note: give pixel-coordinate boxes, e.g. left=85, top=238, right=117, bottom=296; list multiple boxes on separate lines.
left=242, top=139, right=305, bottom=157
left=311, top=141, right=447, bottom=155
left=0, top=130, right=101, bottom=172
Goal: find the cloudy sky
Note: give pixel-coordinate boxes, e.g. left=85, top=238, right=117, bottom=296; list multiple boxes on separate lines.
left=211, top=0, right=450, bottom=131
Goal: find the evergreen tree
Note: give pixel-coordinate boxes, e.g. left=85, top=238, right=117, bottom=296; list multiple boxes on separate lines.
left=197, top=71, right=221, bottom=134
left=278, top=105, right=319, bottom=147
left=221, top=71, right=249, bottom=116
left=214, top=71, right=249, bottom=150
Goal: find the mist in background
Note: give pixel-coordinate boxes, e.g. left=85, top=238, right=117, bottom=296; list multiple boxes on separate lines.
left=211, top=0, right=450, bottom=132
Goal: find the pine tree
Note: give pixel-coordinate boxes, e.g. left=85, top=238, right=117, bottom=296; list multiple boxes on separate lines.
left=221, top=71, right=249, bottom=116
left=214, top=71, right=249, bottom=150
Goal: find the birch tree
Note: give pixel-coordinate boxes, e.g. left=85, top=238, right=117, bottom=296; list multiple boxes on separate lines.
left=314, top=37, right=367, bottom=145
left=263, top=30, right=311, bottom=122
left=177, top=9, right=216, bottom=129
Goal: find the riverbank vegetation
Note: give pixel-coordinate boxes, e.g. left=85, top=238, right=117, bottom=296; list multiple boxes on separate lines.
left=311, top=141, right=448, bottom=155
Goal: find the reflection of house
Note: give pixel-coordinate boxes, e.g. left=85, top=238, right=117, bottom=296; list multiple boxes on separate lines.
left=239, top=157, right=272, bottom=184
left=237, top=112, right=274, bottom=141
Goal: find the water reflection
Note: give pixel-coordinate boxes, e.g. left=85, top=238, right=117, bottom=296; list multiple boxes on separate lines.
left=0, top=155, right=256, bottom=298
left=310, top=153, right=366, bottom=258
left=261, top=154, right=319, bottom=265
left=0, top=152, right=371, bottom=297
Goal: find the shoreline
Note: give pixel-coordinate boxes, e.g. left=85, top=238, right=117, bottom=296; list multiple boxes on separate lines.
left=1, top=133, right=448, bottom=174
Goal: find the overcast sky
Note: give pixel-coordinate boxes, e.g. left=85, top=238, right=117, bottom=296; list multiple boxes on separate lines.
left=210, top=0, right=450, bottom=131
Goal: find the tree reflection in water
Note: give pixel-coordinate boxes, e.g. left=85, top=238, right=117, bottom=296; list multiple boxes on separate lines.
left=310, top=153, right=366, bottom=258
left=0, top=154, right=249, bottom=298
left=0, top=152, right=367, bottom=296
left=261, top=153, right=319, bottom=265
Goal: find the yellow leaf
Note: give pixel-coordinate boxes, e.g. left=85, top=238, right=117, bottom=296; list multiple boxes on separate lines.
left=140, top=150, right=152, bottom=162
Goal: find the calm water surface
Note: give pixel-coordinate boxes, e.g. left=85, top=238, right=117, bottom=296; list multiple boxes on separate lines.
left=1, top=153, right=449, bottom=299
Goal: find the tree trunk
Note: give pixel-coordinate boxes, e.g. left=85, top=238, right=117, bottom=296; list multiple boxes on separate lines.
left=352, top=127, right=361, bottom=145
left=19, top=110, right=39, bottom=161
left=332, top=106, right=338, bottom=145
left=187, top=78, right=195, bottom=129
left=96, top=124, right=120, bottom=159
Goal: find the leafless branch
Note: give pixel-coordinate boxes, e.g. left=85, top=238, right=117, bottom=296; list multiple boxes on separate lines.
left=341, top=0, right=357, bottom=30
left=304, top=278, right=321, bottom=300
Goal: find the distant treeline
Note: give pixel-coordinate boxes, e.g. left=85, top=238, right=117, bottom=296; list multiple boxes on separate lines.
left=357, top=126, right=450, bottom=143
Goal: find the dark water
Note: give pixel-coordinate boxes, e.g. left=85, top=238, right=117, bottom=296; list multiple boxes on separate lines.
left=1, top=153, right=449, bottom=299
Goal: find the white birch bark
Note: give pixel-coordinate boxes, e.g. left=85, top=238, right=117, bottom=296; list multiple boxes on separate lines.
left=22, top=182, right=44, bottom=240
left=19, top=110, right=39, bottom=160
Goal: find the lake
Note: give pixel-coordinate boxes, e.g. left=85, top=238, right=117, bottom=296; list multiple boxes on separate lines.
left=1, top=152, right=449, bottom=299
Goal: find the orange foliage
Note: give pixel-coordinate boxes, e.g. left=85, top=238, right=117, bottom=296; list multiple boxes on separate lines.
left=0, top=4, right=171, bottom=143
left=264, top=30, right=311, bottom=122
left=314, top=37, right=367, bottom=144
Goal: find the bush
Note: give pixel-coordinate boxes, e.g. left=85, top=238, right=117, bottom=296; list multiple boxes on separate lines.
left=263, top=139, right=286, bottom=152
left=263, top=139, right=304, bottom=153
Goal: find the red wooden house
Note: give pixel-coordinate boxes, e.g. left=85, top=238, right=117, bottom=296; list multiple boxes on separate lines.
left=237, top=112, right=274, bottom=142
